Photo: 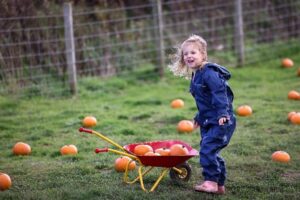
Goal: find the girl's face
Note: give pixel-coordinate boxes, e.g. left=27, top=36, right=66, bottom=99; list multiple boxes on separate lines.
left=182, top=43, right=205, bottom=70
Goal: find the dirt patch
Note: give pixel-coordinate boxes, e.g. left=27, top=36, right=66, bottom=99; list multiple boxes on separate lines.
left=281, top=172, right=300, bottom=183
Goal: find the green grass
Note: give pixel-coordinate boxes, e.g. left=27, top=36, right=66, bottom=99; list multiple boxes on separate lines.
left=1, top=57, right=300, bottom=200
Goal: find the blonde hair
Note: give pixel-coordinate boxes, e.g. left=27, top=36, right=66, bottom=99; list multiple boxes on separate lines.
left=168, top=34, right=207, bottom=79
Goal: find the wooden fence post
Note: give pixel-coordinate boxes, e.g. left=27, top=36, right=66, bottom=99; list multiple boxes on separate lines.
left=152, top=0, right=165, bottom=77
left=234, top=0, right=245, bottom=67
left=63, top=2, right=77, bottom=95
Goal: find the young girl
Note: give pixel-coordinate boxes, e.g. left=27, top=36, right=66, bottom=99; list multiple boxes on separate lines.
left=168, top=35, right=236, bottom=194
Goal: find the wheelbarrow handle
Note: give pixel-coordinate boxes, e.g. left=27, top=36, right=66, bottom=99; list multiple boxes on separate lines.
left=95, top=148, right=109, bottom=153
left=79, top=127, right=93, bottom=134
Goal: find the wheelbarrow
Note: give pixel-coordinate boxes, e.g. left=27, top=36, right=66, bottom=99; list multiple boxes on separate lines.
left=79, top=127, right=198, bottom=192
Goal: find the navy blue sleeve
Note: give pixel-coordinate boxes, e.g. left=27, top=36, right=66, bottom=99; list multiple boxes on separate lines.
left=204, top=69, right=229, bottom=119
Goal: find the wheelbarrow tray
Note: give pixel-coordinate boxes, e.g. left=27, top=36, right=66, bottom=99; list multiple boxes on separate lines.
left=124, top=140, right=198, bottom=168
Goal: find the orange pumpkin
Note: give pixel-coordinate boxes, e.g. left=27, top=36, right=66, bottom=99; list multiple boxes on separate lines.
left=287, top=90, right=300, bottom=100
left=133, top=144, right=153, bottom=156
left=155, top=148, right=171, bottom=156
left=281, top=58, right=294, bottom=68
left=60, top=144, right=78, bottom=155
left=0, top=173, right=12, bottom=191
left=144, top=152, right=160, bottom=156
left=170, top=99, right=184, bottom=109
left=236, top=105, right=252, bottom=117
left=114, top=156, right=136, bottom=172
left=271, top=151, right=290, bottom=163
left=177, top=120, right=194, bottom=133
left=290, top=112, right=300, bottom=125
left=169, top=144, right=189, bottom=156
left=82, top=116, right=97, bottom=127
left=287, top=111, right=297, bottom=121
left=12, top=142, right=31, bottom=156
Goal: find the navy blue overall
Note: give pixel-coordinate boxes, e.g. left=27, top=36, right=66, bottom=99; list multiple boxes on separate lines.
left=190, top=63, right=236, bottom=186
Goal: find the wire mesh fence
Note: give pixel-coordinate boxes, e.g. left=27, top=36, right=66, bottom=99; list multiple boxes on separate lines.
left=0, top=0, right=299, bottom=97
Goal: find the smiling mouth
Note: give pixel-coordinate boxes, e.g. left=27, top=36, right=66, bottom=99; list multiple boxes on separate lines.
left=187, top=60, right=194, bottom=65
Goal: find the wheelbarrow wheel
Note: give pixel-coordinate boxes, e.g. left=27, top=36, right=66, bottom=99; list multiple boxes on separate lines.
left=169, top=162, right=192, bottom=184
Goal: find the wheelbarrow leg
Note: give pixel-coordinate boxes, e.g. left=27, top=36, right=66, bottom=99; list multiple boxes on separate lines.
left=138, top=166, right=169, bottom=192
left=124, top=165, right=154, bottom=184
left=138, top=166, right=159, bottom=192
left=149, top=168, right=169, bottom=192
left=138, top=166, right=148, bottom=192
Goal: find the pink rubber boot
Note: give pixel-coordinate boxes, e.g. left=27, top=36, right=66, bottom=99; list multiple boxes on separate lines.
left=194, top=181, right=218, bottom=193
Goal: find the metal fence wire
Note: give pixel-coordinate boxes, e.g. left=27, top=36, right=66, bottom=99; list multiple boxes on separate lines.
left=0, top=0, right=299, bottom=96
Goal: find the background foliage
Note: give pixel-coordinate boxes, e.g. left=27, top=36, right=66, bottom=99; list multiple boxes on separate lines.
left=0, top=0, right=300, bottom=96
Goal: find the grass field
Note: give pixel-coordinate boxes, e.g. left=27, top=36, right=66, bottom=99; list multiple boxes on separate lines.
left=1, top=57, right=300, bottom=200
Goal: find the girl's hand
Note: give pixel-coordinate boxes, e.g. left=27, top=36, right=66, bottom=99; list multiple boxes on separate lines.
left=219, top=117, right=229, bottom=125
left=193, top=120, right=200, bottom=129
